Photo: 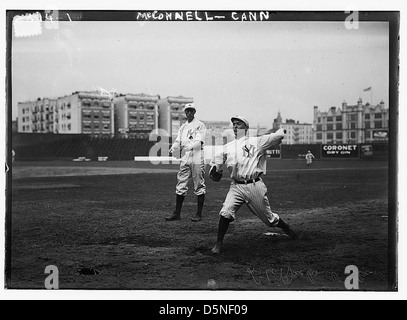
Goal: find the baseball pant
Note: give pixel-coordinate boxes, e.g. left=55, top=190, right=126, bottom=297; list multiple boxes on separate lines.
left=176, top=152, right=206, bottom=196
left=219, top=179, right=279, bottom=227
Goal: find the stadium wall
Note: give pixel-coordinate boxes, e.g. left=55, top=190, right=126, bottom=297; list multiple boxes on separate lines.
left=12, top=133, right=156, bottom=161
left=11, top=133, right=388, bottom=161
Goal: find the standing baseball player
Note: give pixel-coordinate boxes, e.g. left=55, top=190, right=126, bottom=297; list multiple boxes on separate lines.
left=305, top=150, right=315, bottom=167
left=166, top=103, right=206, bottom=222
left=209, top=116, right=298, bottom=254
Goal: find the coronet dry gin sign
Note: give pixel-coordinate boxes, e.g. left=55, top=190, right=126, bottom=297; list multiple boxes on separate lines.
left=321, top=144, right=359, bottom=158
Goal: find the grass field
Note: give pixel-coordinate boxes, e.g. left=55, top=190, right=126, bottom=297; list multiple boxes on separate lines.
left=8, top=158, right=392, bottom=290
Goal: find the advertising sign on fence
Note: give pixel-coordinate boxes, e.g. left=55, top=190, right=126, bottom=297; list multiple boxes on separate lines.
left=361, top=144, right=373, bottom=157
left=321, top=144, right=359, bottom=158
left=266, top=146, right=281, bottom=158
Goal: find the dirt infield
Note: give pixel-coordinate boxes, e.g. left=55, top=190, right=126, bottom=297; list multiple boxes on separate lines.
left=8, top=159, right=393, bottom=291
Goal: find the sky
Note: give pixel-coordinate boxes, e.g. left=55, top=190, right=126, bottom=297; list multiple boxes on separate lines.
left=11, top=18, right=389, bottom=128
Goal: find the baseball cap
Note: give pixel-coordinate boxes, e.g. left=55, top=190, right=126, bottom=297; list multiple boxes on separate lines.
left=183, top=103, right=196, bottom=112
left=231, top=115, right=249, bottom=128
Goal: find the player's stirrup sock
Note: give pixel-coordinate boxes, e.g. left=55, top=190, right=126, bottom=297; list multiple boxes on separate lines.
left=191, top=194, right=205, bottom=222
left=165, top=194, right=185, bottom=221
left=175, top=194, right=185, bottom=214
left=211, top=216, right=232, bottom=253
left=217, top=216, right=231, bottom=243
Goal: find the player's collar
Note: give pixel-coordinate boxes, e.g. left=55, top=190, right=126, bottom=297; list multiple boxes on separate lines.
left=236, top=135, right=248, bottom=142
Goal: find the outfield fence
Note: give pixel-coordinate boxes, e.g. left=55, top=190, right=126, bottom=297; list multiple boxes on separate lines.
left=11, top=133, right=388, bottom=161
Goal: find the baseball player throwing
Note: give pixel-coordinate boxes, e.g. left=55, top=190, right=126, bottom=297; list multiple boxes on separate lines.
left=166, top=103, right=206, bottom=222
left=209, top=115, right=298, bottom=254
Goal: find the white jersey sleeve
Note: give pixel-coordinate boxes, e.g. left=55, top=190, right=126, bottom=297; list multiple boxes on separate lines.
left=210, top=146, right=227, bottom=171
left=257, top=128, right=285, bottom=153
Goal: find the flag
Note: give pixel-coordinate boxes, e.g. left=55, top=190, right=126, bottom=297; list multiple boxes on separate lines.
left=363, top=87, right=372, bottom=92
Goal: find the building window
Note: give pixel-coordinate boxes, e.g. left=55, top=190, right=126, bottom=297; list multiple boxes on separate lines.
left=365, top=122, right=371, bottom=129
left=94, top=113, right=99, bottom=119
left=350, top=122, right=356, bottom=130
left=316, top=124, right=323, bottom=131
left=336, top=116, right=342, bottom=122
left=375, top=113, right=382, bottom=119
left=336, top=132, right=342, bottom=139
left=336, top=123, right=342, bottom=130
left=316, top=133, right=322, bottom=140
left=365, top=114, right=371, bottom=120
left=350, top=114, right=356, bottom=121
left=327, top=116, right=333, bottom=122
left=67, top=124, right=71, bottom=131
left=375, top=121, right=382, bottom=129
left=66, top=112, right=71, bottom=120
left=327, top=133, right=333, bottom=140
left=317, top=117, right=321, bottom=123
left=350, top=132, right=356, bottom=139
left=327, top=124, right=333, bottom=131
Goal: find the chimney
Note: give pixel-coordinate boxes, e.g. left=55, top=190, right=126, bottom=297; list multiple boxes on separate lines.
left=342, top=100, right=347, bottom=109
left=314, top=106, right=318, bottom=116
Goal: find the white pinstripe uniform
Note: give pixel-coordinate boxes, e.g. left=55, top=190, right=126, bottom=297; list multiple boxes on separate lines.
left=210, top=128, right=286, bottom=226
left=171, top=118, right=206, bottom=196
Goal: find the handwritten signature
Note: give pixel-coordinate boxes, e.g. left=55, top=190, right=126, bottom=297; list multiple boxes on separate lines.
left=246, top=266, right=386, bottom=286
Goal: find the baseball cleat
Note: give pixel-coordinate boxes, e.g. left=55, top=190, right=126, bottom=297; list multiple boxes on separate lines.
left=165, top=212, right=181, bottom=221
left=190, top=214, right=202, bottom=222
left=276, top=218, right=298, bottom=240
left=211, top=242, right=223, bottom=254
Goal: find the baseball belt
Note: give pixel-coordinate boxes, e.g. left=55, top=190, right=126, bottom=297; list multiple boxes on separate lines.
left=234, top=177, right=261, bottom=185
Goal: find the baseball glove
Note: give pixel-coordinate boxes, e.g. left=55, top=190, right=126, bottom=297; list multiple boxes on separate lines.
left=209, top=166, right=223, bottom=182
